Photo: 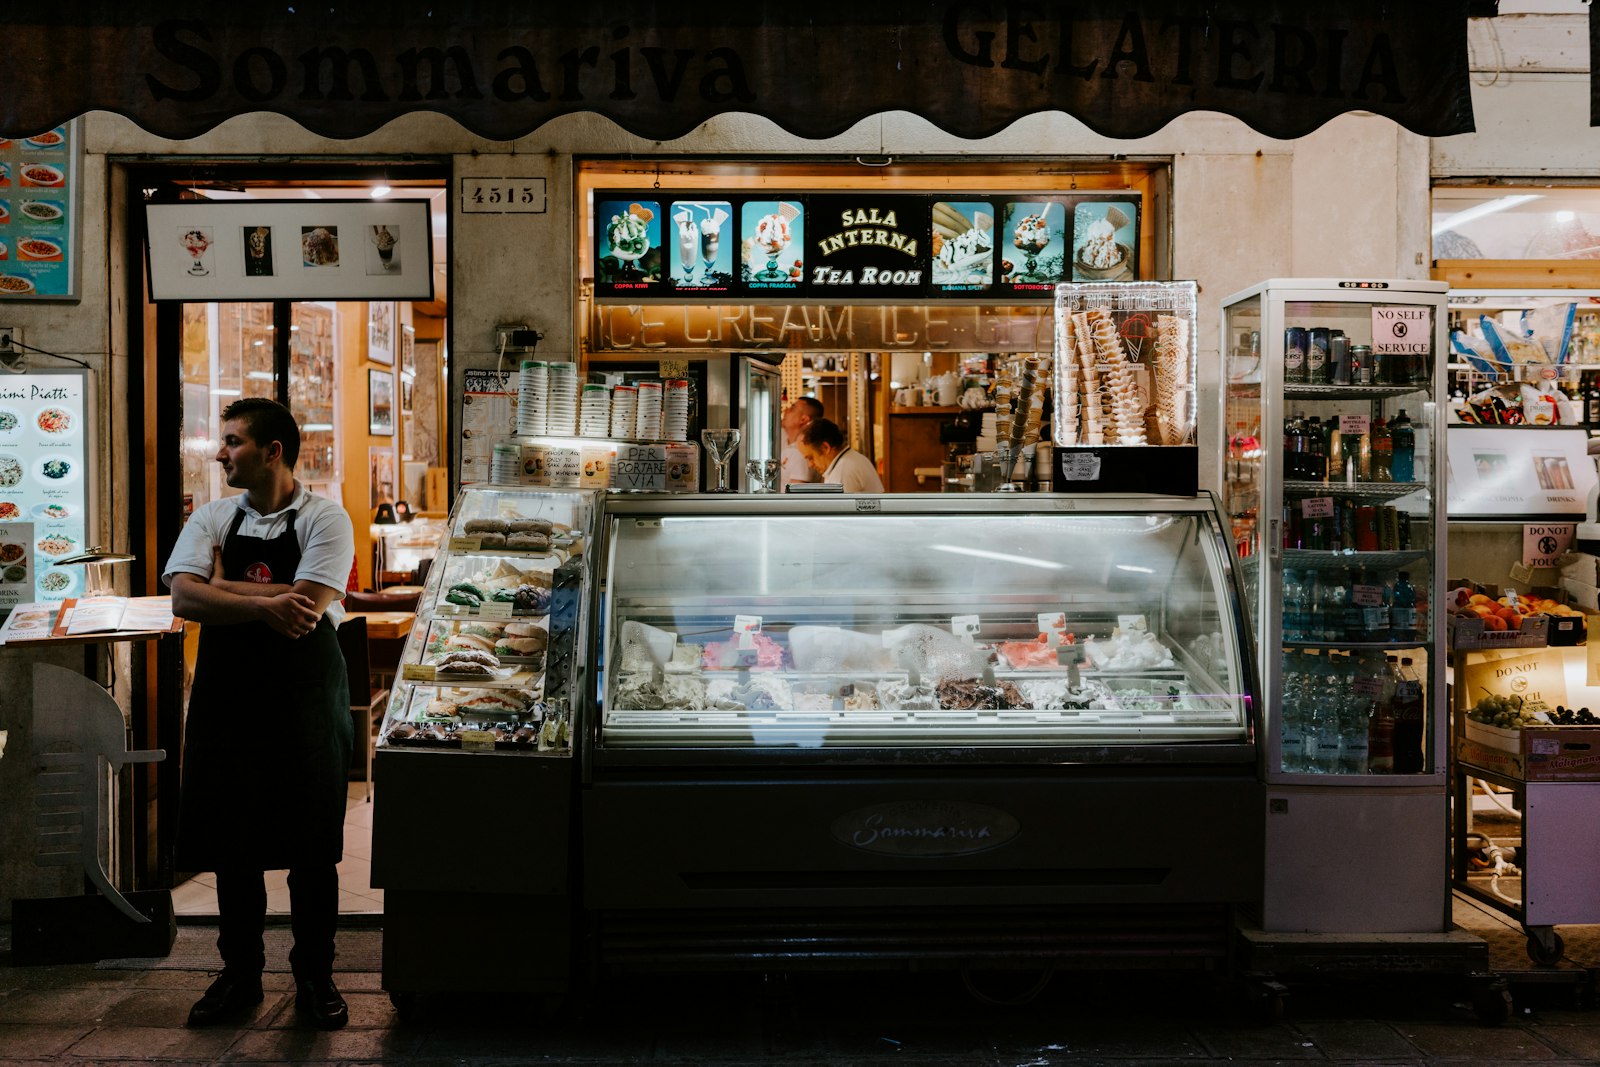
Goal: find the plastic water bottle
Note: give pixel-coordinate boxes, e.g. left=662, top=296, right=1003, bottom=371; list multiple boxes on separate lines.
left=1279, top=652, right=1305, bottom=772
left=1319, top=571, right=1348, bottom=642
left=1389, top=410, right=1416, bottom=482
left=1297, top=571, right=1320, bottom=644
left=1283, top=569, right=1303, bottom=641
left=1391, top=571, right=1418, bottom=642
left=1391, top=657, right=1425, bottom=774
left=1335, top=653, right=1370, bottom=774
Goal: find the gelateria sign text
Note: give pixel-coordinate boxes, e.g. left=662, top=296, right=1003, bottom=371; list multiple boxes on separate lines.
left=1, top=2, right=1472, bottom=141
left=588, top=302, right=1056, bottom=354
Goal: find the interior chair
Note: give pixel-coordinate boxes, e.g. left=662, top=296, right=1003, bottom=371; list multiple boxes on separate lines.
left=334, top=614, right=386, bottom=802
left=343, top=589, right=419, bottom=692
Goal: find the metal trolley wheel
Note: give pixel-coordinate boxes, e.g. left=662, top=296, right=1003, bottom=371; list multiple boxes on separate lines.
left=1526, top=926, right=1566, bottom=967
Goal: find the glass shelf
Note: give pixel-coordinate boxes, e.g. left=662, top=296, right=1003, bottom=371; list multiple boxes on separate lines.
left=1283, top=481, right=1428, bottom=501
left=1284, top=384, right=1427, bottom=401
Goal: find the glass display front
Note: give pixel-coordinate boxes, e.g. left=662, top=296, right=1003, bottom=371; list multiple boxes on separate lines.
left=1222, top=281, right=1444, bottom=780
left=599, top=499, right=1251, bottom=750
left=376, top=487, right=600, bottom=755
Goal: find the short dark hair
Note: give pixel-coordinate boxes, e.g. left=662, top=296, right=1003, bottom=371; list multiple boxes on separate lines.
left=791, top=395, right=823, bottom=420
left=221, top=397, right=301, bottom=469
left=801, top=417, right=845, bottom=452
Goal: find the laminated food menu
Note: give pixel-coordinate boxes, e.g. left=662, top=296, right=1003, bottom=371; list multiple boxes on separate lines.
left=0, top=123, right=74, bottom=300
left=0, top=370, right=90, bottom=610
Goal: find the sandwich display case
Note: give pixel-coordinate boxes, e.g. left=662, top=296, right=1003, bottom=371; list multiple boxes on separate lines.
left=583, top=492, right=1261, bottom=975
left=371, top=486, right=600, bottom=1010
left=1221, top=278, right=1450, bottom=934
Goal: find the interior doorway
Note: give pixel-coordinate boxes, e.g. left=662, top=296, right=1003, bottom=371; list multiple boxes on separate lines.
left=122, top=161, right=450, bottom=916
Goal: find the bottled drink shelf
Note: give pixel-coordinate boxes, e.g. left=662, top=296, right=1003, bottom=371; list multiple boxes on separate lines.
left=1281, top=640, right=1433, bottom=651
left=1282, top=480, right=1427, bottom=501
left=1284, top=383, right=1427, bottom=400
left=1283, top=548, right=1429, bottom=570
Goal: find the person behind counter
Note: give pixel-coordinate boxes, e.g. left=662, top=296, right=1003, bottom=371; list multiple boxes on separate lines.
left=162, top=397, right=356, bottom=1031
left=798, top=416, right=885, bottom=493
left=780, top=394, right=823, bottom=490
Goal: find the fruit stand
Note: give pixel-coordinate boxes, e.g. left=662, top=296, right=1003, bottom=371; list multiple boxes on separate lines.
left=1451, top=643, right=1600, bottom=964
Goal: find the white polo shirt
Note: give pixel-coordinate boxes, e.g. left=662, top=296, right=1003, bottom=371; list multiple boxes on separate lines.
left=162, top=484, right=354, bottom=626
left=823, top=448, right=885, bottom=494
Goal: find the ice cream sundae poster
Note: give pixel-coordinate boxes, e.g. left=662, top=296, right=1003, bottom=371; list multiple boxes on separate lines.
left=667, top=200, right=732, bottom=292
left=596, top=200, right=661, bottom=290
left=144, top=199, right=433, bottom=301
left=931, top=201, right=994, bottom=292
left=999, top=200, right=1068, bottom=291
left=740, top=201, right=804, bottom=290
left=1071, top=199, right=1138, bottom=282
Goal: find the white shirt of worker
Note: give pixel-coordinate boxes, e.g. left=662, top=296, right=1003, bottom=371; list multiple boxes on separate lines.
left=161, top=485, right=354, bottom=626
left=781, top=441, right=817, bottom=488
left=822, top=448, right=885, bottom=493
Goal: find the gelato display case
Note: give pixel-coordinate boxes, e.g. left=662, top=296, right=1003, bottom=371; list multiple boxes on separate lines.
left=583, top=492, right=1262, bottom=976
left=371, top=486, right=600, bottom=1010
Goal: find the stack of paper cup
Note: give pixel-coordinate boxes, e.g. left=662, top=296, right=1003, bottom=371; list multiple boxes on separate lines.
left=663, top=379, right=690, bottom=441
left=515, top=360, right=548, bottom=436
left=635, top=380, right=663, bottom=440
left=610, top=385, right=637, bottom=439
left=490, top=442, right=522, bottom=485
left=546, top=362, right=579, bottom=436
left=579, top=383, right=611, bottom=437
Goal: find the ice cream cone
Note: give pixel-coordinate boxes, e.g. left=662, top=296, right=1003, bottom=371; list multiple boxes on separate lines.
left=1104, top=205, right=1130, bottom=230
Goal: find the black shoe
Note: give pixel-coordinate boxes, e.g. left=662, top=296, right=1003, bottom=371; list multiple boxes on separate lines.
left=186, top=971, right=264, bottom=1027
left=296, top=976, right=349, bottom=1029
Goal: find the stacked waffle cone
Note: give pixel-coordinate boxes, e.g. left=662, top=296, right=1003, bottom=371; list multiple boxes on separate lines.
left=1151, top=313, right=1192, bottom=445
left=994, top=356, right=1044, bottom=455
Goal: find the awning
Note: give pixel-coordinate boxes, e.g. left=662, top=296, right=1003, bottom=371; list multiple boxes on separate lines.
left=2, top=2, right=1474, bottom=142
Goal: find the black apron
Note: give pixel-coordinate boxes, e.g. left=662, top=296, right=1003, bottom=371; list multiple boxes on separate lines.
left=177, top=506, right=352, bottom=871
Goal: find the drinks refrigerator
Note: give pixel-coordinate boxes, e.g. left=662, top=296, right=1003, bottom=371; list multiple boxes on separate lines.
left=1221, top=279, right=1450, bottom=933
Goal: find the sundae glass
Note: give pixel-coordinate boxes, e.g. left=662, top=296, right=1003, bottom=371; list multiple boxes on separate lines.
left=372, top=225, right=397, bottom=271
left=701, top=428, right=742, bottom=493
left=700, top=209, right=726, bottom=283
left=181, top=229, right=213, bottom=276
left=744, top=458, right=781, bottom=493
left=754, top=212, right=791, bottom=282
left=607, top=206, right=652, bottom=278
left=1012, top=212, right=1051, bottom=281
left=673, top=212, right=699, bottom=286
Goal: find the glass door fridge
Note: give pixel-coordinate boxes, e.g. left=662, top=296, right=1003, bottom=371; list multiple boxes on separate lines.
left=1221, top=278, right=1449, bottom=933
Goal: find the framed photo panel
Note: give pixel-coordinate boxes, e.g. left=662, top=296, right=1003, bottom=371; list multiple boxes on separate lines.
left=144, top=198, right=433, bottom=301
left=369, top=368, right=395, bottom=436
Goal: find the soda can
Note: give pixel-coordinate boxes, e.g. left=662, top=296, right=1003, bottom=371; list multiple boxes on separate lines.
left=1329, top=333, right=1352, bottom=385
left=1355, top=506, right=1379, bottom=551
left=1284, top=327, right=1308, bottom=384
left=1307, top=327, right=1331, bottom=384
left=1350, top=344, right=1373, bottom=385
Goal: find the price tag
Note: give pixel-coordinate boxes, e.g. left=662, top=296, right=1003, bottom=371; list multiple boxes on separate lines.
left=401, top=663, right=437, bottom=682
left=1057, top=453, right=1103, bottom=481
left=458, top=729, right=497, bottom=752
left=734, top=614, right=762, bottom=650
left=1117, top=614, right=1148, bottom=633
left=1301, top=496, right=1335, bottom=519
left=1339, top=413, right=1370, bottom=435
left=1352, top=584, right=1384, bottom=607
left=951, top=614, right=981, bottom=637
left=480, top=601, right=515, bottom=619
left=1055, top=644, right=1085, bottom=666
left=1037, top=611, right=1067, bottom=636
left=1353, top=676, right=1383, bottom=697
left=448, top=536, right=484, bottom=552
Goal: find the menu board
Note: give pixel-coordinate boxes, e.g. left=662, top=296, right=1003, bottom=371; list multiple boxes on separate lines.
left=0, top=369, right=93, bottom=607
left=0, top=121, right=77, bottom=301
left=593, top=190, right=1139, bottom=300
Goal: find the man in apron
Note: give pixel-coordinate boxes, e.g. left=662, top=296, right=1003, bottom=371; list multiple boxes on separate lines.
left=163, top=398, right=356, bottom=1029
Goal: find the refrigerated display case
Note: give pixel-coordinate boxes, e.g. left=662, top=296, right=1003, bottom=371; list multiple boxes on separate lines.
left=584, top=492, right=1262, bottom=975
left=370, top=486, right=600, bottom=1010
left=1221, top=278, right=1450, bottom=933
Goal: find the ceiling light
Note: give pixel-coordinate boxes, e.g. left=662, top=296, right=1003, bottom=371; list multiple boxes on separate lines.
left=371, top=184, right=392, bottom=199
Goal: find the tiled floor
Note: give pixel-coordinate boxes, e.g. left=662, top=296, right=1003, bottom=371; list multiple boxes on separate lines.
left=170, top=783, right=384, bottom=917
